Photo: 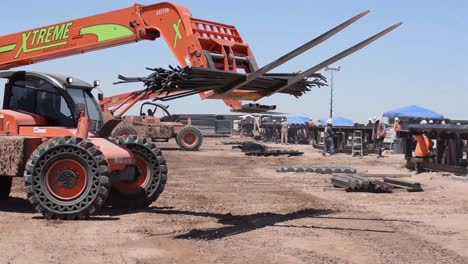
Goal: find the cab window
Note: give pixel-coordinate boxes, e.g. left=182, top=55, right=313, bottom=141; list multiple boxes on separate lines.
left=8, top=77, right=74, bottom=127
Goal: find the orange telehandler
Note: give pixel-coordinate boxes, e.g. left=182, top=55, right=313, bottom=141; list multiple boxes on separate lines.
left=0, top=70, right=168, bottom=219
left=0, top=2, right=401, bottom=220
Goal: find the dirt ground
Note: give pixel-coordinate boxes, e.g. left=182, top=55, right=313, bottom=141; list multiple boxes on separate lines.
left=0, top=137, right=467, bottom=264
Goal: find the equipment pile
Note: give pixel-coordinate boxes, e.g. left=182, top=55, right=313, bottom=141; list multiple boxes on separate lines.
left=226, top=141, right=304, bottom=157
left=331, top=175, right=423, bottom=193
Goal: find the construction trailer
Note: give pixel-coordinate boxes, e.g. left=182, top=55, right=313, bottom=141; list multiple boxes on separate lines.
left=405, top=124, right=468, bottom=176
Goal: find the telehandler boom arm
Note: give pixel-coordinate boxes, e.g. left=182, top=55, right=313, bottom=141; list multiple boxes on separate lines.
left=0, top=2, right=255, bottom=108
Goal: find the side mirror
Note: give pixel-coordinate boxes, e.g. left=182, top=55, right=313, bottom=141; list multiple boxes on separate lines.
left=75, top=103, right=86, bottom=115
left=98, top=93, right=104, bottom=101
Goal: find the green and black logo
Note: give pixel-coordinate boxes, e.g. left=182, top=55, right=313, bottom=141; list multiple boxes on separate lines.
left=0, top=22, right=135, bottom=59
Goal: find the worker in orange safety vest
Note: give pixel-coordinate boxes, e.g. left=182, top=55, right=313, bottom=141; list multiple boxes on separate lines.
left=413, top=134, right=433, bottom=157
left=412, top=120, right=434, bottom=173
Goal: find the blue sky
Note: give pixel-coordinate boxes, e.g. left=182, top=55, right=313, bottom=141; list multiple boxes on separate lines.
left=0, top=0, right=466, bottom=122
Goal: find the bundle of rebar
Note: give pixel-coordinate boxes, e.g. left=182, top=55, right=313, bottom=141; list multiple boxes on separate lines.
left=115, top=66, right=326, bottom=98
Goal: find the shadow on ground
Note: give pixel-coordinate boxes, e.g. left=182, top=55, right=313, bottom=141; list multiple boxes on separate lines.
left=0, top=197, right=36, bottom=213
left=0, top=197, right=120, bottom=221
left=108, top=206, right=404, bottom=239
left=169, top=208, right=335, bottom=240
left=108, top=207, right=335, bottom=240
left=159, top=147, right=182, bottom=151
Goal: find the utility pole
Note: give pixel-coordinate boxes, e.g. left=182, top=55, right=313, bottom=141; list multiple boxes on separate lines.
left=324, top=66, right=341, bottom=118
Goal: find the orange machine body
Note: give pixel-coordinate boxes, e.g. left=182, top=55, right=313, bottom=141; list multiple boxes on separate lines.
left=0, top=109, right=133, bottom=171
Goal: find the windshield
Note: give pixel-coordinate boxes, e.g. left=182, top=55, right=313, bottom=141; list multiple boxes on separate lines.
left=68, top=89, right=103, bottom=132
left=8, top=78, right=75, bottom=127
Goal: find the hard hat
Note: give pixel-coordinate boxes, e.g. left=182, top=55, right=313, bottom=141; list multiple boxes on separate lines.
left=456, top=122, right=461, bottom=125
left=326, top=118, right=333, bottom=125
left=420, top=120, right=428, bottom=125
left=395, top=117, right=399, bottom=121
left=429, top=120, right=434, bottom=124
left=441, top=120, right=446, bottom=124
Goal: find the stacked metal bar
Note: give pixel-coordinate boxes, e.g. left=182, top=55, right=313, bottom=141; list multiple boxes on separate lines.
left=115, top=66, right=326, bottom=98
left=331, top=174, right=394, bottom=193
left=383, top=177, right=423, bottom=192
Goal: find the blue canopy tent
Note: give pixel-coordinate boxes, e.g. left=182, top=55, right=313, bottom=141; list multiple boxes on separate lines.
left=287, top=116, right=310, bottom=124
left=383, top=105, right=444, bottom=119
left=318, top=116, right=354, bottom=127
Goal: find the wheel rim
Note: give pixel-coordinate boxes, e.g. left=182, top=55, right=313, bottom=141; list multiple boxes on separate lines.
left=182, top=131, right=197, bottom=146
left=45, top=159, right=88, bottom=201
left=113, top=153, right=151, bottom=193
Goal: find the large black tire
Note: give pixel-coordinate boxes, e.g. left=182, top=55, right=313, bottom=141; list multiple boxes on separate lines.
left=111, top=125, right=138, bottom=138
left=0, top=177, right=12, bottom=200
left=176, top=126, right=203, bottom=151
left=24, top=137, right=111, bottom=220
left=110, top=136, right=167, bottom=209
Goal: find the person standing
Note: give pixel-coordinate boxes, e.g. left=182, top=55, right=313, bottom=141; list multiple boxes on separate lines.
left=394, top=117, right=402, bottom=137
left=413, top=125, right=433, bottom=174
left=239, top=119, right=244, bottom=136
left=261, top=116, right=269, bottom=141
left=322, top=118, right=336, bottom=156
left=281, top=118, right=289, bottom=144
left=372, top=117, right=387, bottom=158
left=308, top=118, right=315, bottom=145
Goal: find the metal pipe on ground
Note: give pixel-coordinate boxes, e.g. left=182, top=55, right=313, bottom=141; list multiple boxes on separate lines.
left=345, top=174, right=371, bottom=190
left=360, top=173, right=411, bottom=178
left=331, top=175, right=353, bottom=188
left=371, top=180, right=393, bottom=193
left=345, top=179, right=362, bottom=192
left=383, top=177, right=422, bottom=190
